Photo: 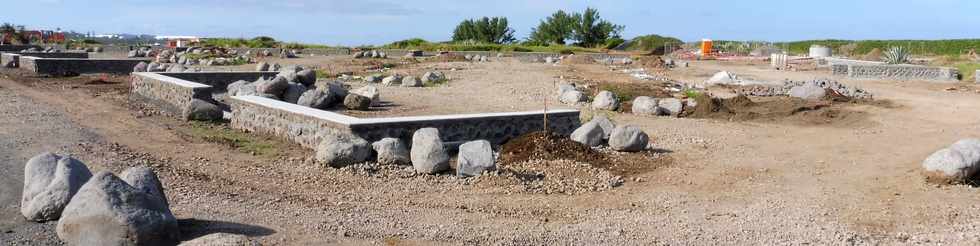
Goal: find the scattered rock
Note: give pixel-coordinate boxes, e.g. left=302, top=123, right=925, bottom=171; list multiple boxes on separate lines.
left=788, top=85, right=828, bottom=100
left=255, top=62, right=270, bottom=71
left=372, top=138, right=411, bottom=165
left=20, top=152, right=92, bottom=222
left=343, top=94, right=371, bottom=110
left=657, top=98, right=684, bottom=116
left=363, top=75, right=382, bottom=83
left=570, top=121, right=605, bottom=147
left=315, top=134, right=372, bottom=168
left=256, top=76, right=289, bottom=96
left=297, top=88, right=334, bottom=109
left=57, top=171, right=180, bottom=246
left=381, top=75, right=402, bottom=86
left=133, top=62, right=148, bottom=72
left=411, top=128, right=450, bottom=174
left=351, top=85, right=380, bottom=106
left=178, top=233, right=256, bottom=246
left=227, top=80, right=249, bottom=97
left=591, top=90, right=619, bottom=111
left=923, top=139, right=980, bottom=183
left=590, top=116, right=615, bottom=139
left=631, top=96, right=660, bottom=115
left=421, top=71, right=445, bottom=83
left=296, top=69, right=317, bottom=86
left=282, top=82, right=308, bottom=104
left=120, top=166, right=169, bottom=207
left=560, top=90, right=586, bottom=104
left=457, top=140, right=496, bottom=177
left=183, top=99, right=223, bottom=121
left=608, top=125, right=649, bottom=152
left=401, top=76, right=422, bottom=87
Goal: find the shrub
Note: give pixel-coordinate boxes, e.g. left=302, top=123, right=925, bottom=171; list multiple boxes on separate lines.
left=883, top=46, right=911, bottom=64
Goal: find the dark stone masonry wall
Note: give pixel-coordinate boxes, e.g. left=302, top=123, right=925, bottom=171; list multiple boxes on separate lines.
left=19, top=56, right=150, bottom=75
left=832, top=64, right=959, bottom=81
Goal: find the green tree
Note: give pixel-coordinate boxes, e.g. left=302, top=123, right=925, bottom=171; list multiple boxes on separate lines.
left=572, top=7, right=623, bottom=48
left=452, top=17, right=515, bottom=44
left=528, top=10, right=577, bottom=45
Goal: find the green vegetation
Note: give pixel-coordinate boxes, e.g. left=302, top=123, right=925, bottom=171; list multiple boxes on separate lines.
left=185, top=121, right=280, bottom=157
left=529, top=7, right=623, bottom=48
left=382, top=38, right=602, bottom=53
left=763, top=39, right=980, bottom=56
left=953, top=62, right=980, bottom=82
left=683, top=89, right=702, bottom=99
left=452, top=17, right=515, bottom=44
left=882, top=46, right=911, bottom=64
left=622, top=34, right=683, bottom=51
left=202, top=36, right=334, bottom=49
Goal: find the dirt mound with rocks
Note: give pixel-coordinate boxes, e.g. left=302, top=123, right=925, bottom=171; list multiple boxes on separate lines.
left=633, top=56, right=667, bottom=70
left=683, top=94, right=868, bottom=126
left=499, top=131, right=670, bottom=176
left=429, top=53, right=468, bottom=62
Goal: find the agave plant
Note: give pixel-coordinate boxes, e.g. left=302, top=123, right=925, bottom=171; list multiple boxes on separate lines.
left=882, top=46, right=911, bottom=64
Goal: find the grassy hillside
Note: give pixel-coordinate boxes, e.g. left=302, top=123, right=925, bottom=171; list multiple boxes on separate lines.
left=621, top=34, right=683, bottom=53
left=773, top=39, right=980, bottom=56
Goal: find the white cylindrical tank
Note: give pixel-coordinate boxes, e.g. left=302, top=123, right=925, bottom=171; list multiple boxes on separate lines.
left=809, top=45, right=832, bottom=57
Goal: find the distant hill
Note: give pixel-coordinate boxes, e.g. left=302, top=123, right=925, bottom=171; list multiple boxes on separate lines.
left=614, top=34, right=683, bottom=54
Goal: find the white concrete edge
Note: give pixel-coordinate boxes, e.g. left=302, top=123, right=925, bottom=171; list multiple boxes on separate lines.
left=230, top=95, right=579, bottom=127
left=133, top=72, right=212, bottom=89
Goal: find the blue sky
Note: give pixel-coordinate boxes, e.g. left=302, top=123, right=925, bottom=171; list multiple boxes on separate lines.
left=4, top=0, right=979, bottom=46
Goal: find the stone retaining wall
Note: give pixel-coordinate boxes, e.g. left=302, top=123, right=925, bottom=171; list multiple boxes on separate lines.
left=19, top=56, right=150, bottom=75
left=832, top=64, right=959, bottom=81
left=1, top=52, right=89, bottom=67
left=130, top=72, right=278, bottom=115
left=228, top=95, right=580, bottom=149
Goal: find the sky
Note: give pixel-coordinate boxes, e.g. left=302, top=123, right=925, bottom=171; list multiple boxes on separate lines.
left=4, top=0, right=980, bottom=46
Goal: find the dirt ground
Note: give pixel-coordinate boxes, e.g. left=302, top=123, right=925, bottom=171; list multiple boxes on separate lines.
left=3, top=54, right=980, bottom=245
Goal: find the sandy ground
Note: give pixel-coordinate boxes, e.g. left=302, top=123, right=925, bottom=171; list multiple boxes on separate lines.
left=2, top=55, right=980, bottom=245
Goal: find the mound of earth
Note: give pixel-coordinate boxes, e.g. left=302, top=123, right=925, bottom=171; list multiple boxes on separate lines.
left=683, top=94, right=867, bottom=126
left=499, top=131, right=669, bottom=176
left=633, top=56, right=667, bottom=70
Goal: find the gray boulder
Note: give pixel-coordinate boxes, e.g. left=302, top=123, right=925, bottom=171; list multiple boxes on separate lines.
left=178, top=233, right=256, bottom=246
left=560, top=90, right=586, bottom=104
left=421, top=71, right=445, bottom=83
left=631, top=96, right=660, bottom=115
left=657, top=98, right=684, bottom=116
left=590, top=116, right=615, bottom=139
left=21, top=152, right=92, bottom=222
left=256, top=76, right=289, bottom=96
left=344, top=94, right=371, bottom=110
left=166, top=64, right=186, bottom=73
left=296, top=88, right=334, bottom=109
left=282, top=82, right=308, bottom=104
left=120, top=166, right=168, bottom=207
left=127, top=50, right=139, bottom=58
left=788, top=85, right=827, bottom=100
left=381, top=75, right=402, bottom=86
left=296, top=69, right=317, bottom=86
left=923, top=139, right=980, bottom=182
left=57, top=171, right=179, bottom=246
left=570, top=121, right=605, bottom=147
left=183, top=99, right=223, bottom=121
left=133, top=62, right=148, bottom=72
left=591, top=90, right=619, bottom=111
left=277, top=70, right=300, bottom=84
left=315, top=134, right=371, bottom=168
left=411, top=128, right=450, bottom=174
left=226, top=80, right=249, bottom=97
left=235, top=83, right=259, bottom=97
left=608, top=125, right=649, bottom=152
left=401, top=76, right=422, bottom=87
left=255, top=62, right=270, bottom=71
left=457, top=140, right=496, bottom=177
left=372, top=138, right=410, bottom=165
left=558, top=83, right=576, bottom=95
left=319, top=81, right=349, bottom=99
left=351, top=85, right=380, bottom=106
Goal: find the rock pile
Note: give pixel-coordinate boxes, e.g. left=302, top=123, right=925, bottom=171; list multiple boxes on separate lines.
left=21, top=153, right=92, bottom=222
left=231, top=67, right=374, bottom=110
left=570, top=117, right=649, bottom=152
left=132, top=61, right=202, bottom=73
left=558, top=82, right=587, bottom=105
left=736, top=79, right=874, bottom=100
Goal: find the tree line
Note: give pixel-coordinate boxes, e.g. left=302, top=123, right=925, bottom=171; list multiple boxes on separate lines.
left=451, top=7, right=624, bottom=48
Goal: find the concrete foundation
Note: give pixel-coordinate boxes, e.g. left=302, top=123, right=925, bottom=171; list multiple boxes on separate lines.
left=228, top=95, right=580, bottom=148
left=832, top=64, right=959, bottom=82
left=0, top=52, right=89, bottom=68
left=130, top=72, right=278, bottom=115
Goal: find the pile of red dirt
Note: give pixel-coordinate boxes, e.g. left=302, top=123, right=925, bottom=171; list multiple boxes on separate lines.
left=499, top=131, right=670, bottom=176
left=633, top=56, right=668, bottom=70
left=683, top=94, right=868, bottom=126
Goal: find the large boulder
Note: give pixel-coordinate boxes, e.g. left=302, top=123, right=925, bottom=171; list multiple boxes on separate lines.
left=559, top=90, right=586, bottom=104
left=351, top=85, right=380, bottom=106
left=183, top=99, right=223, bottom=121
left=120, top=166, right=169, bottom=207
left=381, top=75, right=402, bottom=86
left=296, top=88, right=334, bottom=109
left=21, top=153, right=92, bottom=222
left=363, top=75, right=382, bottom=83
left=282, top=82, right=308, bottom=104
left=255, top=62, right=270, bottom=72
left=277, top=70, right=300, bottom=84
left=420, top=71, right=445, bottom=83
left=315, top=134, right=371, bottom=168
left=401, top=76, right=422, bottom=87
left=591, top=90, right=619, bottom=111
left=657, top=98, right=684, bottom=116
left=226, top=80, right=249, bottom=97
left=788, top=85, right=827, bottom=100
left=705, top=71, right=738, bottom=85
left=133, top=62, right=148, bottom=72
left=590, top=116, right=615, bottom=139
left=57, top=171, right=179, bottom=246
left=344, top=94, right=371, bottom=110
left=372, top=138, right=410, bottom=165
left=608, top=125, right=649, bottom=152
left=923, top=139, right=980, bottom=183
left=256, top=76, right=289, bottom=96
left=296, top=69, right=317, bottom=86
left=570, top=121, right=605, bottom=147
left=631, top=96, right=660, bottom=115
left=558, top=83, right=576, bottom=95
left=410, top=128, right=450, bottom=174
left=235, top=83, right=259, bottom=97
left=457, top=140, right=496, bottom=177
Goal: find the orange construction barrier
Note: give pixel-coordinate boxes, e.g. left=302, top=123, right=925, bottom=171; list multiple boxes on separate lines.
left=701, top=39, right=713, bottom=58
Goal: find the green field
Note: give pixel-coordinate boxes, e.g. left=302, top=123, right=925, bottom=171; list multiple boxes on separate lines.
left=707, top=39, right=980, bottom=56
left=381, top=38, right=602, bottom=53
